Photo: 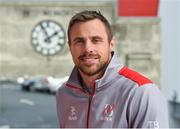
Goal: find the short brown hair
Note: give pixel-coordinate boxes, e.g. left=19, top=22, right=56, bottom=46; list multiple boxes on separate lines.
left=68, top=10, right=113, bottom=44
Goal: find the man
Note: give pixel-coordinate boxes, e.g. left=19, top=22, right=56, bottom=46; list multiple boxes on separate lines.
left=56, top=10, right=169, bottom=128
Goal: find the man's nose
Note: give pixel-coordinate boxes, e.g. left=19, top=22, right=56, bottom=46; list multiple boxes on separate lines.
left=84, top=40, right=94, bottom=53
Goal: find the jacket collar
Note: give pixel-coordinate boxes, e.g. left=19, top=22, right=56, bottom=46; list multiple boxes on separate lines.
left=66, top=52, right=124, bottom=91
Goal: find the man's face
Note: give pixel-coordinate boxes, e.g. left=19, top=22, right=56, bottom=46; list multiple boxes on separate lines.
left=69, top=19, right=115, bottom=76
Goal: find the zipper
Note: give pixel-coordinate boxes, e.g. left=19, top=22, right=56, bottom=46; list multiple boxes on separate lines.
left=66, top=82, right=96, bottom=128
left=86, top=83, right=96, bottom=128
left=87, top=94, right=92, bottom=128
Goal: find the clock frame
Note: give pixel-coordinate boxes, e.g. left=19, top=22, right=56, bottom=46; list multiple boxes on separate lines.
left=31, top=20, right=66, bottom=56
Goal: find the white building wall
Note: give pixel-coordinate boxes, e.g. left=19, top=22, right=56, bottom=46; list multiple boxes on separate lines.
left=159, top=0, right=180, bottom=102
left=159, top=0, right=180, bottom=127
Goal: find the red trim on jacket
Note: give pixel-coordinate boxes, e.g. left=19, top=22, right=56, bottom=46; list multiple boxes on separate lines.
left=66, top=82, right=95, bottom=128
left=86, top=83, right=96, bottom=128
left=119, top=66, right=152, bottom=86
left=65, top=83, right=85, bottom=93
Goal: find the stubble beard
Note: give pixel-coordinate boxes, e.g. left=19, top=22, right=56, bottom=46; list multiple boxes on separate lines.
left=78, top=60, right=107, bottom=76
left=76, top=51, right=111, bottom=77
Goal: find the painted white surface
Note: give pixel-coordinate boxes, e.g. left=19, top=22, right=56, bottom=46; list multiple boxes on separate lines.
left=159, top=0, right=180, bottom=102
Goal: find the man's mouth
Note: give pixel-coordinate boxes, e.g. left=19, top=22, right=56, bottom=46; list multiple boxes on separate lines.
left=79, top=53, right=100, bottom=60
left=80, top=58, right=98, bottom=66
left=81, top=57, right=98, bottom=60
left=78, top=54, right=100, bottom=65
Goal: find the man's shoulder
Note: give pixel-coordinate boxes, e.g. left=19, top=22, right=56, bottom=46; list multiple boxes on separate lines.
left=118, top=66, right=153, bottom=87
left=56, top=82, right=67, bottom=95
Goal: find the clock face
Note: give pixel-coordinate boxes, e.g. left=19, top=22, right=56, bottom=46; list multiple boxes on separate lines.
left=31, top=20, right=66, bottom=56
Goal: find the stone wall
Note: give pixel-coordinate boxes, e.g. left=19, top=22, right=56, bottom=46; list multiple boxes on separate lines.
left=0, top=1, right=114, bottom=78
left=0, top=1, right=160, bottom=86
left=114, top=18, right=160, bottom=85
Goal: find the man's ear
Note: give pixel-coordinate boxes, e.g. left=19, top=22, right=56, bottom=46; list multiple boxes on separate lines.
left=68, top=41, right=70, bottom=46
left=110, top=36, right=116, bottom=52
left=67, top=41, right=72, bottom=52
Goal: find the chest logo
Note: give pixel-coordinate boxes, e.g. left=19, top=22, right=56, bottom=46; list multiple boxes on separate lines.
left=68, top=106, right=78, bottom=121
left=101, top=104, right=115, bottom=121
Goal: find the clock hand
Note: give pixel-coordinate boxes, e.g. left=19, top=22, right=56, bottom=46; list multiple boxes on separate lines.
left=40, top=24, right=49, bottom=37
left=44, top=31, right=59, bottom=43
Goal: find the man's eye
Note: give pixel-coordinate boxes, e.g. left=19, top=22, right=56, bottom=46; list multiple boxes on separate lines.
left=77, top=40, right=83, bottom=43
left=92, top=38, right=102, bottom=43
left=74, top=40, right=84, bottom=45
left=93, top=39, right=98, bottom=42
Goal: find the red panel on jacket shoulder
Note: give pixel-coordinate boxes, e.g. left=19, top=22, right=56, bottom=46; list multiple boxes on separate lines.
left=119, top=66, right=152, bottom=86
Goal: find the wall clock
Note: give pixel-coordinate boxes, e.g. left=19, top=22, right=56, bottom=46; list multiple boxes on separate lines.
left=31, top=20, right=66, bottom=56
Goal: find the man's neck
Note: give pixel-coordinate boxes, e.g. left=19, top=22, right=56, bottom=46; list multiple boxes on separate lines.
left=79, top=70, right=103, bottom=88
left=78, top=52, right=113, bottom=89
